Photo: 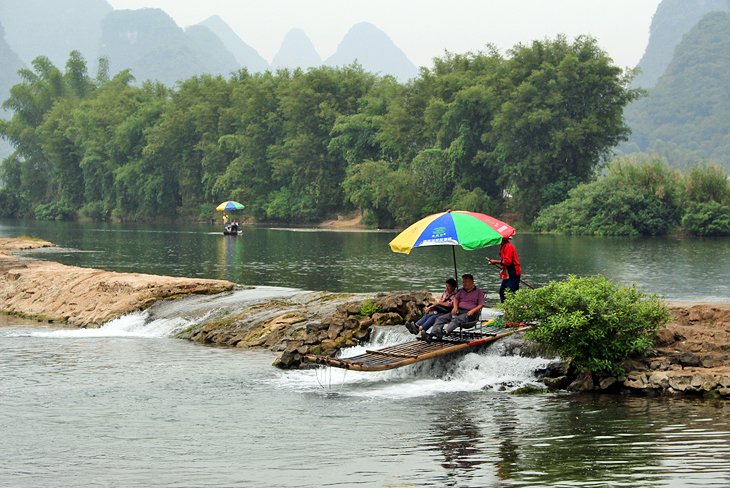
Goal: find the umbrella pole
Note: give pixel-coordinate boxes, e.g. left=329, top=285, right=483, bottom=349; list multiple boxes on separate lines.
left=451, top=246, right=458, bottom=280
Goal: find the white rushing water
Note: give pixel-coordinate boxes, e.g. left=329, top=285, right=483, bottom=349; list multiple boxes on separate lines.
left=0, top=295, right=553, bottom=400
left=0, top=311, right=193, bottom=339
left=272, top=326, right=554, bottom=399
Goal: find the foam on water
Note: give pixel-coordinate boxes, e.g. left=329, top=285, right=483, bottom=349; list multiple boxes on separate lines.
left=0, top=285, right=302, bottom=340
left=272, top=326, right=554, bottom=399
left=1, top=311, right=199, bottom=339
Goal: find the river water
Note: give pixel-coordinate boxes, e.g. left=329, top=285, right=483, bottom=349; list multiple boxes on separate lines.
left=1, top=220, right=730, bottom=486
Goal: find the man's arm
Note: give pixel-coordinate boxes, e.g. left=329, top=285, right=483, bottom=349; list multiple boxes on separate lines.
left=451, top=296, right=460, bottom=315
left=467, top=291, right=485, bottom=317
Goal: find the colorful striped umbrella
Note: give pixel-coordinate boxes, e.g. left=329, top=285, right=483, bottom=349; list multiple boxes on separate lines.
left=216, top=200, right=245, bottom=211
left=389, top=210, right=515, bottom=278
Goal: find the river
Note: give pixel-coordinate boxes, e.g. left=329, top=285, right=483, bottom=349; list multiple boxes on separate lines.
left=1, top=219, right=729, bottom=300
left=1, top=220, right=730, bottom=486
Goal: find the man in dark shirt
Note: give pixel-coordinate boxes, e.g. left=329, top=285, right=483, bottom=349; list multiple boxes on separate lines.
left=422, top=274, right=484, bottom=341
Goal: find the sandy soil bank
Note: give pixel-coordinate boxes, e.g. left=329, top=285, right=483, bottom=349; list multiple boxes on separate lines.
left=0, top=237, right=234, bottom=326
left=318, top=211, right=365, bottom=229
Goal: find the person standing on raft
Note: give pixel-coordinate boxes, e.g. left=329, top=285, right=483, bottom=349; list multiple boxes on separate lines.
left=487, top=236, right=521, bottom=302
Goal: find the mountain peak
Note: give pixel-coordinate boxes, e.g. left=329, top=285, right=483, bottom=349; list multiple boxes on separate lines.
left=198, top=15, right=268, bottom=72
left=325, top=22, right=417, bottom=81
left=272, top=28, right=321, bottom=70
left=633, top=0, right=729, bottom=88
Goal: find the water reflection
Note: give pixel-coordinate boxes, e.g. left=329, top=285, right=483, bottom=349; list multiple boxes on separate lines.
left=1, top=219, right=728, bottom=299
left=427, top=402, right=487, bottom=483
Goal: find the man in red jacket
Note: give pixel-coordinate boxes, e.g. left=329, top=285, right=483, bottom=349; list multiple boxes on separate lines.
left=487, top=236, right=521, bottom=302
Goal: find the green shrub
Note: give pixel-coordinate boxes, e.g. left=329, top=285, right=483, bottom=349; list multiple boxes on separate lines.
left=681, top=201, right=730, bottom=236
left=503, top=275, right=670, bottom=374
left=683, top=163, right=730, bottom=205
left=34, top=201, right=76, bottom=221
left=533, top=158, right=683, bottom=236
left=358, top=299, right=381, bottom=317
left=80, top=201, right=110, bottom=221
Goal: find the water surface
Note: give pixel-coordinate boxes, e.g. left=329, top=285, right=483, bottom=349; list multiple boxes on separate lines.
left=2, top=317, right=729, bottom=487
left=1, top=220, right=728, bottom=301
left=1, top=220, right=729, bottom=487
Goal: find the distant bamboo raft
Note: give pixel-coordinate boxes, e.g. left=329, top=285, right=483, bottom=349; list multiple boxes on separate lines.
left=302, top=325, right=530, bottom=372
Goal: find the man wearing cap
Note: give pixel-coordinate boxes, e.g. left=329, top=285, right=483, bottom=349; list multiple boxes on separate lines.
left=487, top=235, right=521, bottom=302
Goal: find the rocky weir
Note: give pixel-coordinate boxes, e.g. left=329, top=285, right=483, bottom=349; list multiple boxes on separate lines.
left=2, top=237, right=729, bottom=398
left=0, top=237, right=233, bottom=326
left=174, top=290, right=433, bottom=369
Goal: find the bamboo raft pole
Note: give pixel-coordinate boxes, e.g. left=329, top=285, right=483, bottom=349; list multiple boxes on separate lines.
left=302, top=325, right=531, bottom=372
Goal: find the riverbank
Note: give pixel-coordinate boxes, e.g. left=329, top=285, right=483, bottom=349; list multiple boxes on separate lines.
left=0, top=237, right=234, bottom=326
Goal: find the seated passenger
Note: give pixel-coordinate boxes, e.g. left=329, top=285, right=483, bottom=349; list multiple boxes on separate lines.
left=422, top=273, right=484, bottom=342
left=406, top=278, right=457, bottom=335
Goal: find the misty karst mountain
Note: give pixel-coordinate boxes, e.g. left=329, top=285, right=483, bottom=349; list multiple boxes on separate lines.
left=325, top=22, right=418, bottom=81
left=0, top=22, right=23, bottom=112
left=633, top=0, right=728, bottom=88
left=0, top=3, right=418, bottom=84
left=99, top=8, right=238, bottom=85
left=626, top=9, right=730, bottom=170
left=0, top=21, right=23, bottom=159
left=199, top=15, right=269, bottom=73
left=0, top=0, right=111, bottom=68
left=272, top=28, right=321, bottom=70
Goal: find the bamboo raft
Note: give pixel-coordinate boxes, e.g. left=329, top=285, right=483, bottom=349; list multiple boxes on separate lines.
left=302, top=325, right=530, bottom=372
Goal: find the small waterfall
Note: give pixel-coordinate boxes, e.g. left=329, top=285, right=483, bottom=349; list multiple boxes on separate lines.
left=3, top=311, right=203, bottom=339
left=1, top=286, right=304, bottom=339
left=274, top=326, right=554, bottom=398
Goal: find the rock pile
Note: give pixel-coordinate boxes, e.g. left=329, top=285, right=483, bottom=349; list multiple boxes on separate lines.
left=176, top=290, right=432, bottom=368
left=273, top=291, right=431, bottom=368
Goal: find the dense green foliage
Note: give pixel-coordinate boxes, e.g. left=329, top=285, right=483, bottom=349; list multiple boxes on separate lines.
left=534, top=158, right=730, bottom=236
left=504, top=275, right=671, bottom=374
left=625, top=10, right=730, bottom=170
left=0, top=37, right=637, bottom=224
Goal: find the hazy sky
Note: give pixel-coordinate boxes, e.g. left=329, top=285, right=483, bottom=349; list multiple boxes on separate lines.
left=106, top=0, right=662, bottom=68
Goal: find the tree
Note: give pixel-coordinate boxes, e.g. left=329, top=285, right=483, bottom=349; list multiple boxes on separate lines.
left=494, top=36, right=639, bottom=220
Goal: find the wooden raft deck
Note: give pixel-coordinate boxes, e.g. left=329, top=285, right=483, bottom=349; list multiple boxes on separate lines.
left=302, top=325, right=530, bottom=372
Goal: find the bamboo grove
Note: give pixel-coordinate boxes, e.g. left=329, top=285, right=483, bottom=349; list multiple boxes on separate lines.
left=0, top=36, right=638, bottom=226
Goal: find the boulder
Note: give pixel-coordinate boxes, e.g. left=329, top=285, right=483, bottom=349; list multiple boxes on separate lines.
left=598, top=377, right=618, bottom=391
left=647, top=371, right=671, bottom=389
left=327, top=323, right=344, bottom=340
left=624, top=372, right=649, bottom=389
left=306, top=322, right=328, bottom=333
left=667, top=374, right=693, bottom=392
left=358, top=317, right=374, bottom=328
left=655, top=327, right=680, bottom=346
left=371, top=312, right=403, bottom=326
left=403, top=300, right=421, bottom=322
left=343, top=316, right=361, bottom=329
left=567, top=373, right=594, bottom=392
left=338, top=301, right=364, bottom=315
left=543, top=376, right=571, bottom=389
left=274, top=351, right=301, bottom=369
left=374, top=294, right=403, bottom=313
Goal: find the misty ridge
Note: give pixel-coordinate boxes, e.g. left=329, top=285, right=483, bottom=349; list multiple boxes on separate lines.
left=0, top=0, right=418, bottom=86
